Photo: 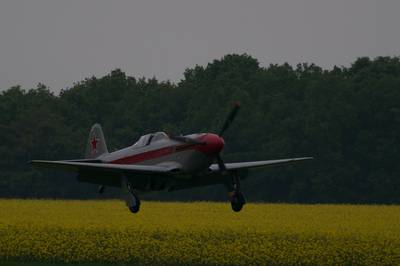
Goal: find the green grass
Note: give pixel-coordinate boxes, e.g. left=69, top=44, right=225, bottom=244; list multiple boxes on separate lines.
left=0, top=200, right=399, bottom=265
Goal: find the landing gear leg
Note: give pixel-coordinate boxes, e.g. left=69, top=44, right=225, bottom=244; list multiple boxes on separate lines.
left=98, top=185, right=105, bottom=194
left=122, top=178, right=141, bottom=214
left=227, top=171, right=246, bottom=212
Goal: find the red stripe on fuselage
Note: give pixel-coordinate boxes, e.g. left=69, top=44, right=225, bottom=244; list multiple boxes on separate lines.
left=110, top=146, right=177, bottom=164
left=111, top=143, right=202, bottom=164
left=109, top=134, right=223, bottom=164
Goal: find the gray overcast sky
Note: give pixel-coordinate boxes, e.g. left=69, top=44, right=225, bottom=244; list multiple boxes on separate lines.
left=0, top=0, right=399, bottom=92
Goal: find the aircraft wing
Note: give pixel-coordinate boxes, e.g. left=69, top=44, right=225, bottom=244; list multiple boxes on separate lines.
left=209, top=157, right=313, bottom=172
left=30, top=160, right=173, bottom=174
left=30, top=160, right=181, bottom=189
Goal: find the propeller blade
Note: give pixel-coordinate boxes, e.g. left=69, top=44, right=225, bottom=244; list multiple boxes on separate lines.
left=216, top=154, right=227, bottom=173
left=170, top=135, right=206, bottom=145
left=218, top=102, right=241, bottom=137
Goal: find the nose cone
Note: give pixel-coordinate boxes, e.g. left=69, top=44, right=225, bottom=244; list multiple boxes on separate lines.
left=198, top=133, right=224, bottom=155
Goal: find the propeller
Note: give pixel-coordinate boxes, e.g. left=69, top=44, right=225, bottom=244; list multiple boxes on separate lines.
left=216, top=154, right=227, bottom=172
left=216, top=102, right=241, bottom=173
left=218, top=102, right=241, bottom=137
left=170, top=102, right=241, bottom=174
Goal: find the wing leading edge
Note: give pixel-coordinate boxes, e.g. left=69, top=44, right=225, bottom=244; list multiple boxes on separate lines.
left=209, top=157, right=313, bottom=172
left=30, top=160, right=174, bottom=174
left=30, top=160, right=184, bottom=190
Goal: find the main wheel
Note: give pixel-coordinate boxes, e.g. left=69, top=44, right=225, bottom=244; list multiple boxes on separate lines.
left=230, top=191, right=245, bottom=212
left=127, top=193, right=141, bottom=214
left=129, top=204, right=140, bottom=213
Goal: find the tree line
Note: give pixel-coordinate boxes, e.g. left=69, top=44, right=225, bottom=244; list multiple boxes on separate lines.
left=0, top=54, right=399, bottom=203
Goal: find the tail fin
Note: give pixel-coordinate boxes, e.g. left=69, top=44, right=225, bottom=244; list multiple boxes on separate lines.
left=85, top=124, right=109, bottom=159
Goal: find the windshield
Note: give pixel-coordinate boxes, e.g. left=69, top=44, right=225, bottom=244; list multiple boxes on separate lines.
left=152, top=132, right=169, bottom=142
left=131, top=132, right=168, bottom=148
left=132, top=134, right=152, bottom=148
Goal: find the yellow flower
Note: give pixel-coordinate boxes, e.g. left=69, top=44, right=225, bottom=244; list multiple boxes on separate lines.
left=0, top=200, right=399, bottom=265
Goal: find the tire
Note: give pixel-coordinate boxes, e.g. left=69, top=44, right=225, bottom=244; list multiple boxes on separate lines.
left=231, top=201, right=243, bottom=212
left=129, top=205, right=140, bottom=213
left=230, top=191, right=245, bottom=212
left=127, top=194, right=141, bottom=214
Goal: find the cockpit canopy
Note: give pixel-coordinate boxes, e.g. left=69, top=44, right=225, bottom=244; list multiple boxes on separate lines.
left=132, top=132, right=169, bottom=148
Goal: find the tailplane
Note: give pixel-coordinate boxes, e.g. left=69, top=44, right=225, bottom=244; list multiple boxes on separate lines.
left=85, top=124, right=109, bottom=159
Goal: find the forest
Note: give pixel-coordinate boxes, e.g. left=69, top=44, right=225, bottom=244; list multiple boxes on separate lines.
left=0, top=54, right=399, bottom=203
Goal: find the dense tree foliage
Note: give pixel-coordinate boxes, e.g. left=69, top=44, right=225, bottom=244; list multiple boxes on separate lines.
left=1, top=55, right=399, bottom=203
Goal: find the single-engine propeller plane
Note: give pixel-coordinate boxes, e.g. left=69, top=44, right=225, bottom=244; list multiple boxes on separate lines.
left=31, top=103, right=312, bottom=213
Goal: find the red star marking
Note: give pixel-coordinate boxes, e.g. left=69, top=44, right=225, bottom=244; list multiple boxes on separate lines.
left=91, top=136, right=99, bottom=152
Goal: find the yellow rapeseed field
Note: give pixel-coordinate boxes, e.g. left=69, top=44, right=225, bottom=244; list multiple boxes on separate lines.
left=0, top=199, right=399, bottom=265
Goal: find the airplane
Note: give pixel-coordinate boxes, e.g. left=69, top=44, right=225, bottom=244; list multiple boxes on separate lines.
left=31, top=103, right=313, bottom=213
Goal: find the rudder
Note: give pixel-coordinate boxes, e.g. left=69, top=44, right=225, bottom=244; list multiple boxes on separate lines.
left=85, top=124, right=109, bottom=159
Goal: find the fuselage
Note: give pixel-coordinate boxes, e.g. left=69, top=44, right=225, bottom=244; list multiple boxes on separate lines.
left=98, top=133, right=224, bottom=173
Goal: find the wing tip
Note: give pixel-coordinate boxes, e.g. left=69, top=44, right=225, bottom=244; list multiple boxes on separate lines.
left=292, top=157, right=314, bottom=162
